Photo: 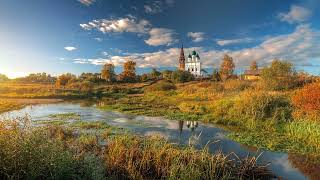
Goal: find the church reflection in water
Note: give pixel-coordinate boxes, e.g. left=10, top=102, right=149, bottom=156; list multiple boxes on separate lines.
left=178, top=120, right=199, bottom=134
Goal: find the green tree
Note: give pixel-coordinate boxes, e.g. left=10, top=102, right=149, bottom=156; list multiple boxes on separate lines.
left=171, top=70, right=194, bottom=83
left=212, top=68, right=220, bottom=81
left=219, top=54, right=235, bottom=81
left=150, top=68, right=161, bottom=80
left=120, top=60, right=136, bottom=82
left=101, top=63, right=116, bottom=82
left=261, top=59, right=296, bottom=90
left=0, top=74, right=9, bottom=82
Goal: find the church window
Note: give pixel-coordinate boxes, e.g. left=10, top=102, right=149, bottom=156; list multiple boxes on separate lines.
left=192, top=68, right=194, bottom=71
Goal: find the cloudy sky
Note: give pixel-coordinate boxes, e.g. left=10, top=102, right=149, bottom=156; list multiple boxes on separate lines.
left=1, top=0, right=320, bottom=78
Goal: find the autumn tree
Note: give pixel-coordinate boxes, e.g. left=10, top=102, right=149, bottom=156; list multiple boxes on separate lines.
left=219, top=54, right=235, bottom=81
left=101, top=63, right=116, bottom=82
left=250, top=61, right=258, bottom=71
left=56, top=73, right=76, bottom=88
left=261, top=59, right=296, bottom=90
left=120, top=60, right=136, bottom=82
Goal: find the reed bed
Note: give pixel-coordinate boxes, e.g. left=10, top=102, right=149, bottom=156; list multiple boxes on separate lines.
left=0, top=117, right=274, bottom=180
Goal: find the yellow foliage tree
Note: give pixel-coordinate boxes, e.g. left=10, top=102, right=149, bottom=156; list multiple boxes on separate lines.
left=120, top=60, right=136, bottom=82
left=219, top=54, right=235, bottom=81
left=101, top=63, right=115, bottom=82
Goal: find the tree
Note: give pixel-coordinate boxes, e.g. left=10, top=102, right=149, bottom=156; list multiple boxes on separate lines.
left=150, top=68, right=161, bottom=80
left=162, top=70, right=173, bottom=80
left=212, top=68, right=220, bottom=81
left=120, top=60, right=136, bottom=82
left=250, top=61, right=258, bottom=71
left=101, top=63, right=116, bottom=82
left=261, top=59, right=296, bottom=90
left=171, top=70, right=194, bottom=83
left=56, top=73, right=76, bottom=88
left=0, top=74, right=9, bottom=82
left=219, top=54, right=235, bottom=81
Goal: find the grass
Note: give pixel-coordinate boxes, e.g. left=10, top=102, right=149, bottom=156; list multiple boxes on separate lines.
left=97, top=80, right=320, bottom=156
left=48, top=112, right=81, bottom=120
left=0, top=117, right=274, bottom=179
left=0, top=100, right=24, bottom=113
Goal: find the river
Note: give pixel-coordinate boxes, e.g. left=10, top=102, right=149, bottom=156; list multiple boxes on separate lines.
left=2, top=101, right=318, bottom=180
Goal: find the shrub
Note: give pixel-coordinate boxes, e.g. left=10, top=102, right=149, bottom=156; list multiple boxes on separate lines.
left=292, top=82, right=320, bottom=121
left=145, top=80, right=176, bottom=92
left=260, top=60, right=296, bottom=90
left=171, top=70, right=194, bottom=83
left=233, top=90, right=292, bottom=123
left=211, top=90, right=292, bottom=126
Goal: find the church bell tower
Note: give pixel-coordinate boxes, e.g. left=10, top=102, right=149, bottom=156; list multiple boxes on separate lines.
left=179, top=45, right=185, bottom=70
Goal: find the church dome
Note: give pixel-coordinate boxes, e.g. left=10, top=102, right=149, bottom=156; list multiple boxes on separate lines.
left=192, top=50, right=197, bottom=56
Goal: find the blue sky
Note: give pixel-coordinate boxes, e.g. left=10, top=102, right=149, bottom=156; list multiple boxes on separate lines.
left=0, top=0, right=320, bottom=78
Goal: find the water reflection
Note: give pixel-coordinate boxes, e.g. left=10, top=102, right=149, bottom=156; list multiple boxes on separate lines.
left=2, top=102, right=318, bottom=179
left=288, top=154, right=320, bottom=180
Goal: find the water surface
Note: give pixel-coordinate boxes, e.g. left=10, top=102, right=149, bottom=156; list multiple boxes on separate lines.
left=3, top=102, right=318, bottom=180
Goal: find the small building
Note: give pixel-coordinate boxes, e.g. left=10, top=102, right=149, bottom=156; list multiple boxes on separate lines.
left=244, top=69, right=261, bottom=80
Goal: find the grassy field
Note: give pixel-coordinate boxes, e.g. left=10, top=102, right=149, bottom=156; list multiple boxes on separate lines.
left=0, top=116, right=273, bottom=179
left=98, top=80, right=320, bottom=156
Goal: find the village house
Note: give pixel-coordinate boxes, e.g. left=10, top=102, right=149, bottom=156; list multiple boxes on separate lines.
left=244, top=69, right=261, bottom=80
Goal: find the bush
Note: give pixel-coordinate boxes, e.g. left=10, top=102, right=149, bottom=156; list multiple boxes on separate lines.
left=211, top=90, right=292, bottom=126
left=145, top=80, right=176, bottom=92
left=292, top=82, right=320, bottom=121
left=260, top=60, right=296, bottom=90
left=171, top=70, right=194, bottom=83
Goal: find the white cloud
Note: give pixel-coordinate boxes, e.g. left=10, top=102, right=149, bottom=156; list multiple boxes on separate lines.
left=64, top=46, right=77, bottom=51
left=144, top=0, right=175, bottom=14
left=76, top=25, right=320, bottom=70
left=216, top=37, right=254, bottom=46
left=145, top=28, right=178, bottom=46
left=78, top=0, right=95, bottom=6
left=94, top=37, right=103, bottom=42
left=278, top=5, right=311, bottom=24
left=187, top=32, right=205, bottom=42
left=80, top=17, right=151, bottom=34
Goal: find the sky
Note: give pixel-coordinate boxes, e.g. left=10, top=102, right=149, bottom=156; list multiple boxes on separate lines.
left=0, top=0, right=320, bottom=78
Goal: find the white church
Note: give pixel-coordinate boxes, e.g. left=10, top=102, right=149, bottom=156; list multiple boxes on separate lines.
left=178, top=46, right=202, bottom=77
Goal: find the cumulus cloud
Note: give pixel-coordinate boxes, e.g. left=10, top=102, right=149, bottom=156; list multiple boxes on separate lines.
left=78, top=0, right=95, bottom=6
left=144, top=0, right=175, bottom=14
left=145, top=28, right=178, bottom=46
left=187, top=32, right=205, bottom=42
left=278, top=5, right=312, bottom=24
left=81, top=16, right=177, bottom=46
left=216, top=38, right=254, bottom=46
left=64, top=46, right=77, bottom=51
left=80, top=17, right=151, bottom=34
left=76, top=25, right=320, bottom=70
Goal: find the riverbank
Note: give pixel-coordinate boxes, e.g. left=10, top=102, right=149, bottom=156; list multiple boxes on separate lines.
left=0, top=114, right=274, bottom=179
left=98, top=80, right=320, bottom=157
